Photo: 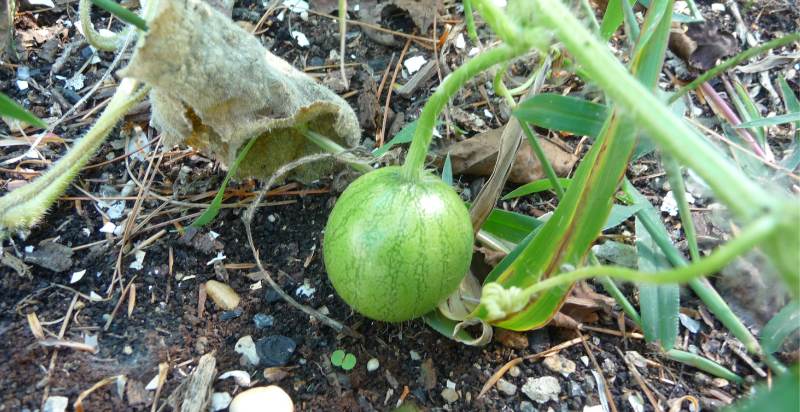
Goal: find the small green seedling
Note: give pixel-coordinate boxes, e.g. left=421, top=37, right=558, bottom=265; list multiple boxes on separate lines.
left=330, top=349, right=356, bottom=371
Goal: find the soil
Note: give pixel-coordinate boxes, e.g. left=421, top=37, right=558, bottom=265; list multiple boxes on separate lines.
left=1, top=0, right=798, bottom=411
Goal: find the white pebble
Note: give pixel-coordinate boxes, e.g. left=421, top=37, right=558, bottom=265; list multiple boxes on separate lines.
left=229, top=386, right=294, bottom=412
left=367, top=358, right=380, bottom=372
left=210, top=392, right=232, bottom=412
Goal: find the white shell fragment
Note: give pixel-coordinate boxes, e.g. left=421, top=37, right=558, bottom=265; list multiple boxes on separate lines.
left=229, top=386, right=294, bottom=412
left=205, top=280, right=241, bottom=310
left=219, top=370, right=253, bottom=387
left=70, top=269, right=86, bottom=284
left=404, top=55, right=428, bottom=74
left=290, top=31, right=310, bottom=48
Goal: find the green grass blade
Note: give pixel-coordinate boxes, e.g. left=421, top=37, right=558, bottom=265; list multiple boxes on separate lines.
left=502, top=178, right=572, bottom=200
left=662, top=156, right=700, bottom=261
left=636, top=216, right=679, bottom=350
left=726, top=368, right=798, bottom=411
left=731, top=81, right=766, bottom=146
left=760, top=301, right=800, bottom=355
left=373, top=119, right=419, bottom=157
left=735, top=112, right=800, bottom=128
left=666, top=349, right=743, bottom=383
left=600, top=0, right=637, bottom=40
left=191, top=137, right=258, bottom=228
left=442, top=153, right=453, bottom=185
left=514, top=94, right=609, bottom=137
left=777, top=76, right=800, bottom=131
left=479, top=207, right=542, bottom=247
left=0, top=92, right=47, bottom=128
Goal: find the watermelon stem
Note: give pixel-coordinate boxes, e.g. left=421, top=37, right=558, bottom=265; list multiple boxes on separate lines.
left=401, top=43, right=528, bottom=181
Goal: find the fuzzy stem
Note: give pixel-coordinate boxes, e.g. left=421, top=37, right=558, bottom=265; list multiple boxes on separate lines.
left=513, top=213, right=778, bottom=302
left=531, top=0, right=772, bottom=221
left=80, top=0, right=127, bottom=51
left=0, top=79, right=148, bottom=231
left=463, top=0, right=478, bottom=43
left=401, top=44, right=527, bottom=180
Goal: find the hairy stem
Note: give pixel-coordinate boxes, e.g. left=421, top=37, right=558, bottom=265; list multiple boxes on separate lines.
left=402, top=43, right=527, bottom=180
left=531, top=0, right=773, bottom=221
left=514, top=214, right=778, bottom=301
left=0, top=79, right=148, bottom=231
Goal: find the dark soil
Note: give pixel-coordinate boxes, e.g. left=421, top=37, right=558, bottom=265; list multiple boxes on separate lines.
left=1, top=1, right=798, bottom=411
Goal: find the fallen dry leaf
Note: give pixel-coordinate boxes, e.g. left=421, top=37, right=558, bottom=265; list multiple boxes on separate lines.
left=669, top=23, right=738, bottom=71
left=441, top=126, right=577, bottom=184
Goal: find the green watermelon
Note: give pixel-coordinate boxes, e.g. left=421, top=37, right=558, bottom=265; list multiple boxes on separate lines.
left=323, top=166, right=474, bottom=322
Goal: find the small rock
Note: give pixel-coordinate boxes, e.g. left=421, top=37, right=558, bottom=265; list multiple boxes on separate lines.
left=410, top=350, right=421, bottom=361
left=509, top=366, right=521, bottom=377
left=601, top=358, right=618, bottom=375
left=43, top=396, right=68, bottom=412
left=229, top=386, right=293, bottom=412
left=195, top=337, right=209, bottom=354
left=256, top=336, right=296, bottom=367
left=712, top=378, right=729, bottom=388
left=210, top=392, right=232, bottom=412
left=441, top=388, right=459, bottom=403
left=253, top=313, right=274, bottom=329
left=264, top=289, right=281, bottom=303
left=522, top=376, right=561, bottom=404
left=264, top=367, right=289, bottom=383
left=123, top=345, right=133, bottom=355
left=367, top=358, right=380, bottom=372
left=584, top=405, right=605, bottom=412
left=543, top=355, right=576, bottom=377
left=496, top=379, right=517, bottom=396
left=220, top=307, right=244, bottom=321
left=25, top=242, right=73, bottom=272
left=205, top=280, right=241, bottom=310
left=710, top=2, right=725, bottom=12
left=568, top=381, right=584, bottom=398
left=235, top=335, right=260, bottom=367
left=519, top=401, right=537, bottom=412
left=580, top=356, right=589, bottom=367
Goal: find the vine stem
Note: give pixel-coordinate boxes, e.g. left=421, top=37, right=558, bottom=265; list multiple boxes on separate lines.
left=512, top=214, right=778, bottom=303
left=0, top=79, right=148, bottom=231
left=401, top=43, right=528, bottom=180
left=530, top=0, right=772, bottom=221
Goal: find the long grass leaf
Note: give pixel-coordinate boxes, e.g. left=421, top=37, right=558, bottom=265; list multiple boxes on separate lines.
left=760, top=301, right=800, bottom=355
left=637, top=216, right=679, bottom=350
left=191, top=137, right=258, bottom=227
left=666, top=349, right=743, bottom=383
left=0, top=92, right=47, bottom=128
left=514, top=94, right=609, bottom=137
left=736, top=112, right=800, bottom=128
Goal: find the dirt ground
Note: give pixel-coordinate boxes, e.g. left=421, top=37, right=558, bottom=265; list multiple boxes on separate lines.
left=1, top=0, right=798, bottom=411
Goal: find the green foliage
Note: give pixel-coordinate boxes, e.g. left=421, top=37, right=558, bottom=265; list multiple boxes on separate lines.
left=725, top=368, right=799, bottom=411
left=513, top=93, right=608, bottom=138
left=331, top=349, right=357, bottom=371
left=760, top=301, right=800, bottom=355
left=636, top=216, right=679, bottom=351
left=736, top=113, right=800, bottom=129
left=191, top=137, right=258, bottom=228
left=442, top=153, right=453, bottom=186
left=0, top=92, right=47, bottom=128
left=502, top=178, right=572, bottom=200
left=90, top=0, right=148, bottom=31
